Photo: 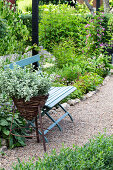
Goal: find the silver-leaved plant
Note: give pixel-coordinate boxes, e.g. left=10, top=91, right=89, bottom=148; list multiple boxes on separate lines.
left=0, top=65, right=51, bottom=101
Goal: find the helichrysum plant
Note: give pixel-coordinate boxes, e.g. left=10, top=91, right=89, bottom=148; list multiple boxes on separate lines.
left=0, top=65, right=51, bottom=102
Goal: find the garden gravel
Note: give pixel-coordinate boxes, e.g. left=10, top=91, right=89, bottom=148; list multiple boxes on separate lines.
left=0, top=74, right=113, bottom=170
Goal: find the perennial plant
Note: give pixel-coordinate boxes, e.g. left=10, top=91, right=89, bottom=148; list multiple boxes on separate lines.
left=0, top=65, right=51, bottom=102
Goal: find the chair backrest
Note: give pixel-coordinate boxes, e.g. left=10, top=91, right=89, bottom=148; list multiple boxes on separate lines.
left=4, top=54, right=40, bottom=69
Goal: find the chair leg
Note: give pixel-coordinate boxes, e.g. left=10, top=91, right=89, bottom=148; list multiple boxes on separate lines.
left=45, top=111, right=62, bottom=131
left=38, top=106, right=46, bottom=152
left=58, top=103, right=73, bottom=121
left=26, top=119, right=48, bottom=143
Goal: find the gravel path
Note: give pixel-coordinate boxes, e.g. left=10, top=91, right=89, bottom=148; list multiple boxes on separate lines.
left=0, top=75, right=113, bottom=170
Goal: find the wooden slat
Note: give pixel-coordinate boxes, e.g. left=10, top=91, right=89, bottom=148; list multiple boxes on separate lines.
left=48, top=87, right=59, bottom=95
left=45, top=86, right=76, bottom=108
left=47, top=86, right=75, bottom=103
left=4, top=54, right=40, bottom=69
left=47, top=86, right=73, bottom=103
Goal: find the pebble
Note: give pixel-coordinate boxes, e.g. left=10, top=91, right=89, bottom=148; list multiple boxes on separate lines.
left=50, top=110, right=57, bottom=114
left=0, top=138, right=7, bottom=146
left=85, top=91, right=96, bottom=98
left=0, top=146, right=7, bottom=152
left=67, top=99, right=80, bottom=106
left=60, top=103, right=70, bottom=110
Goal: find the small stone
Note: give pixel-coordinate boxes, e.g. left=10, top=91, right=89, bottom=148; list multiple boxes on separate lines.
left=61, top=103, right=70, bottom=110
left=67, top=100, right=73, bottom=105
left=105, top=76, right=110, bottom=81
left=50, top=110, right=57, bottom=114
left=82, top=95, right=87, bottom=101
left=86, top=91, right=96, bottom=98
left=52, top=107, right=56, bottom=110
left=96, top=85, right=101, bottom=91
left=102, top=76, right=110, bottom=85
left=0, top=146, right=7, bottom=152
left=67, top=99, right=74, bottom=106
left=102, top=81, right=105, bottom=86
left=67, top=99, right=80, bottom=106
left=75, top=99, right=80, bottom=103
left=91, top=91, right=96, bottom=95
left=70, top=100, right=75, bottom=106
left=0, top=138, right=7, bottom=146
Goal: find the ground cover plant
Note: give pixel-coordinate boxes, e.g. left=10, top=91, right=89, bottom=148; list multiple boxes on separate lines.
left=11, top=134, right=113, bottom=170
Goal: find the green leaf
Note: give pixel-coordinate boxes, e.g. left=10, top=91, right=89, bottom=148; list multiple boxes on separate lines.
left=0, top=119, right=8, bottom=126
left=9, top=136, right=14, bottom=148
left=18, top=139, right=26, bottom=146
left=3, top=128, right=10, bottom=136
left=6, top=117, right=12, bottom=121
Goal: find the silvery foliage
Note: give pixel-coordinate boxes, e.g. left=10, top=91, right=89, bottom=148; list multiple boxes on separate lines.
left=0, top=65, right=51, bottom=101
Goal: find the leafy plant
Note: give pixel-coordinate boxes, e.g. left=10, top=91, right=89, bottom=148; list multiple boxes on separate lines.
left=106, top=13, right=113, bottom=46
left=53, top=39, right=76, bottom=68
left=74, top=72, right=103, bottom=94
left=0, top=18, right=7, bottom=39
left=0, top=94, right=26, bottom=148
left=39, top=3, right=88, bottom=52
left=17, top=0, right=32, bottom=13
left=0, top=65, right=51, bottom=102
left=83, top=12, right=112, bottom=58
left=61, top=72, right=103, bottom=102
left=0, top=0, right=30, bottom=56
left=12, top=134, right=113, bottom=169
left=53, top=64, right=82, bottom=85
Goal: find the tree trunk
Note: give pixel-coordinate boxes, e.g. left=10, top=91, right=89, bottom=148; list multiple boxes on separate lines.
left=83, top=0, right=94, bottom=14
left=103, top=0, right=110, bottom=13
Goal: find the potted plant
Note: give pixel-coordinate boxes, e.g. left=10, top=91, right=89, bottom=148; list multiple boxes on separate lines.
left=0, top=65, right=51, bottom=120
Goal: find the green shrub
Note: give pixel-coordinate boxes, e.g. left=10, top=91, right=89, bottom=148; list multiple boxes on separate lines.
left=0, top=1, right=29, bottom=56
left=74, top=72, right=103, bottom=94
left=12, top=134, right=113, bottom=170
left=53, top=39, right=76, bottom=68
left=0, top=18, right=7, bottom=38
left=53, top=64, right=82, bottom=85
left=20, top=14, right=32, bottom=37
left=61, top=72, right=103, bottom=101
left=17, top=0, right=32, bottom=13
left=106, top=13, right=113, bottom=45
left=39, top=4, right=88, bottom=52
left=83, top=12, right=112, bottom=58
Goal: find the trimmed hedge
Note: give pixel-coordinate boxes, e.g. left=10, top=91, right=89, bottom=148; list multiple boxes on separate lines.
left=12, top=134, right=113, bottom=170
